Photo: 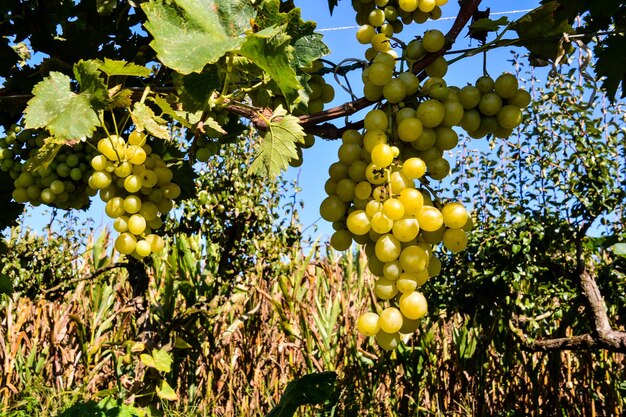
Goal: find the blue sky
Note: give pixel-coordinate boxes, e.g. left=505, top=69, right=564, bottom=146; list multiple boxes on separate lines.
left=288, top=0, right=544, bottom=244
left=14, top=0, right=547, bottom=243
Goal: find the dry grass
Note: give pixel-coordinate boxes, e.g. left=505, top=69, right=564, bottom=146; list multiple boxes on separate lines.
left=1, top=232, right=624, bottom=417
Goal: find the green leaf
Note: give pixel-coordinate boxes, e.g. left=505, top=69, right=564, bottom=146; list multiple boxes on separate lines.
left=174, top=66, right=221, bottom=112
left=156, top=379, right=178, bottom=401
left=23, top=72, right=101, bottom=140
left=327, top=0, right=339, bottom=15
left=96, top=0, right=117, bottom=15
left=0, top=274, right=13, bottom=295
left=612, top=243, right=626, bottom=258
left=23, top=137, right=65, bottom=173
left=291, top=33, right=330, bottom=70
left=142, top=0, right=255, bottom=74
left=469, top=16, right=509, bottom=33
left=266, top=372, right=337, bottom=417
left=595, top=34, right=626, bottom=101
left=98, top=58, right=152, bottom=77
left=511, top=3, right=574, bottom=66
left=74, top=59, right=110, bottom=108
left=240, top=30, right=302, bottom=108
left=140, top=348, right=173, bottom=373
left=249, top=105, right=304, bottom=177
left=131, top=102, right=170, bottom=140
left=152, top=95, right=202, bottom=128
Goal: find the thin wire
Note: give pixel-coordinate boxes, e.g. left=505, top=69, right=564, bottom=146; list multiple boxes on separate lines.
left=316, top=8, right=535, bottom=32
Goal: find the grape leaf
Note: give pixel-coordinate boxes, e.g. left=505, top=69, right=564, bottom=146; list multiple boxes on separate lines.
left=0, top=274, right=13, bottom=295
left=140, top=348, right=172, bottom=372
left=108, top=88, right=133, bottom=109
left=511, top=3, right=574, bottom=66
left=98, top=58, right=152, bottom=77
left=142, top=0, right=255, bottom=74
left=327, top=0, right=339, bottom=15
left=174, top=66, right=221, bottom=112
left=156, top=380, right=178, bottom=401
left=469, top=16, right=509, bottom=33
left=152, top=95, right=201, bottom=128
left=24, top=137, right=64, bottom=173
left=131, top=102, right=170, bottom=140
left=595, top=34, right=626, bottom=101
left=292, top=33, right=330, bottom=70
left=74, top=60, right=110, bottom=108
left=612, top=243, right=626, bottom=258
left=240, top=29, right=302, bottom=108
left=23, top=72, right=101, bottom=140
left=266, top=372, right=337, bottom=417
left=249, top=105, right=304, bottom=177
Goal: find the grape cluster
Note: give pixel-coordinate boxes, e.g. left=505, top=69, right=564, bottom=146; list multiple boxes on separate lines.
left=0, top=125, right=95, bottom=209
left=87, top=131, right=174, bottom=259
left=354, top=0, right=448, bottom=60
left=459, top=73, right=531, bottom=139
left=320, top=1, right=531, bottom=349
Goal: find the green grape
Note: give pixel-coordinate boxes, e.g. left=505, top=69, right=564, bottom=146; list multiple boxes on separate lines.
left=405, top=39, right=426, bottom=61
left=356, top=24, right=376, bottom=45
left=397, top=117, right=423, bottom=142
left=329, top=161, right=349, bottom=180
left=497, top=105, right=523, bottom=129
left=363, top=109, right=389, bottom=132
left=320, top=195, right=347, bottom=222
left=353, top=181, right=371, bottom=200
left=443, top=228, right=468, bottom=252
left=365, top=163, right=386, bottom=185
left=475, top=75, right=495, bottom=94
left=115, top=232, right=137, bottom=255
left=426, top=157, right=450, bottom=180
left=357, top=312, right=381, bottom=337
left=411, top=127, right=437, bottom=150
left=418, top=0, right=436, bottom=12
left=399, top=291, right=428, bottom=319
left=398, top=0, right=418, bottom=12
left=478, top=93, right=503, bottom=116
left=382, top=198, right=405, bottom=220
left=375, top=233, right=402, bottom=262
left=383, top=78, right=407, bottom=103
left=427, top=255, right=442, bottom=277
left=379, top=307, right=403, bottom=333
left=425, top=56, right=448, bottom=78
left=461, top=109, right=481, bottom=132
left=342, top=129, right=363, bottom=145
left=494, top=72, right=519, bottom=99
left=509, top=88, right=531, bottom=108
left=458, top=85, right=481, bottom=109
left=441, top=100, right=464, bottom=127
left=368, top=8, right=386, bottom=26
left=371, top=211, right=394, bottom=234
left=399, top=244, right=429, bottom=272
left=392, top=217, right=419, bottom=242
left=347, top=209, right=371, bottom=235
left=135, top=240, right=152, bottom=258
left=331, top=229, right=353, bottom=251
left=441, top=202, right=468, bottom=229
left=398, top=188, right=424, bottom=216
left=89, top=171, right=112, bottom=189
left=336, top=178, right=356, bottom=202
left=416, top=99, right=445, bottom=128
left=124, top=174, right=143, bottom=193
left=114, top=216, right=129, bottom=233
left=416, top=205, right=443, bottom=231
left=128, top=214, right=147, bottom=235
left=382, top=260, right=402, bottom=281
left=363, top=82, right=384, bottom=101
left=375, top=330, right=401, bottom=351
left=371, top=33, right=391, bottom=52
left=389, top=171, right=412, bottom=194
left=128, top=130, right=147, bottom=146
left=401, top=157, right=426, bottom=179
left=371, top=143, right=394, bottom=167
left=397, top=72, right=420, bottom=95
left=123, top=195, right=142, bottom=214
left=146, top=234, right=165, bottom=253
left=422, top=29, right=445, bottom=52
left=434, top=126, right=458, bottom=150
left=374, top=277, right=399, bottom=300
left=368, top=62, right=394, bottom=86
left=366, top=200, right=383, bottom=217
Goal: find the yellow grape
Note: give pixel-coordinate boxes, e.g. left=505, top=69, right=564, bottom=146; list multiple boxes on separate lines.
left=357, top=312, right=380, bottom=336
left=399, top=291, right=428, bottom=319
left=416, top=205, right=443, bottom=231
left=443, top=228, right=468, bottom=252
left=379, top=307, right=403, bottom=333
